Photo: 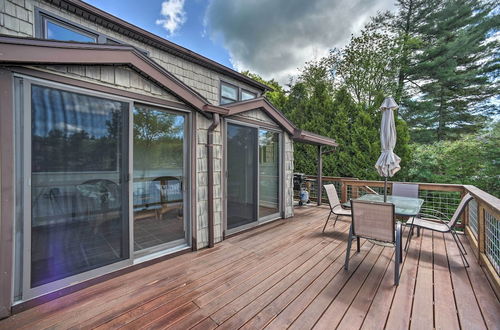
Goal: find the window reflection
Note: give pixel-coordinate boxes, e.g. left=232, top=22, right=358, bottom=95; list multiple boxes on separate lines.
left=45, top=20, right=97, bottom=43
left=30, top=85, right=128, bottom=287
left=259, top=130, right=280, bottom=218
left=133, top=105, right=186, bottom=252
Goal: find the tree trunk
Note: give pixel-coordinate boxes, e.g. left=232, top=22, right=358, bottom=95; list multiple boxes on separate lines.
left=437, top=86, right=445, bottom=141
left=395, top=0, right=414, bottom=104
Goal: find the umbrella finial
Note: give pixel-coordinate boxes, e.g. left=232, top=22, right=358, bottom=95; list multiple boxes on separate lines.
left=380, top=96, right=399, bottom=111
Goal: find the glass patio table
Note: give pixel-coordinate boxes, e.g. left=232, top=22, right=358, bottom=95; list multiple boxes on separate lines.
left=343, top=194, right=424, bottom=217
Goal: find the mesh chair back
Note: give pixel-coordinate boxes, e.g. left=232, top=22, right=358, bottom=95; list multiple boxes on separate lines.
left=324, top=184, right=341, bottom=208
left=448, top=193, right=474, bottom=228
left=392, top=183, right=419, bottom=199
left=351, top=200, right=395, bottom=243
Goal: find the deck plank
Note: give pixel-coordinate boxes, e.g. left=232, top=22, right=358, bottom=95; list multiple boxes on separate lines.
left=382, top=227, right=423, bottom=330
left=217, top=226, right=350, bottom=329
left=334, top=246, right=394, bottom=330
left=444, top=233, right=487, bottom=329
left=461, top=234, right=500, bottom=329
left=410, top=229, right=435, bottom=330
left=287, top=243, right=381, bottom=330
left=433, top=232, right=460, bottom=330
left=0, top=206, right=497, bottom=330
left=239, top=221, right=352, bottom=329
left=151, top=223, right=344, bottom=330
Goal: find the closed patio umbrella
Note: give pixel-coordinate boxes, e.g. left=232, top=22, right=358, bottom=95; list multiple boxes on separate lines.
left=375, top=97, right=401, bottom=201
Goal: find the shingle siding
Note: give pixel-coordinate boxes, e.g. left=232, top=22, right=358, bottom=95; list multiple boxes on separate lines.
left=31, top=65, right=182, bottom=102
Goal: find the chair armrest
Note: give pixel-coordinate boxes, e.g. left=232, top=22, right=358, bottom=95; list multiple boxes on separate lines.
left=416, top=213, right=452, bottom=230
left=331, top=203, right=347, bottom=210
left=419, top=207, right=450, bottom=220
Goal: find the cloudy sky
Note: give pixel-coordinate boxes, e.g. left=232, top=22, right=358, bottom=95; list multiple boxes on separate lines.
left=86, top=0, right=395, bottom=84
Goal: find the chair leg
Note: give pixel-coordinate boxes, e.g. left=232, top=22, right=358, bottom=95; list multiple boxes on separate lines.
left=344, top=224, right=353, bottom=271
left=453, top=230, right=468, bottom=256
left=322, top=211, right=332, bottom=233
left=356, top=237, right=361, bottom=252
left=451, top=231, right=469, bottom=268
left=405, top=223, right=415, bottom=251
left=332, top=215, right=339, bottom=228
left=395, top=223, right=402, bottom=285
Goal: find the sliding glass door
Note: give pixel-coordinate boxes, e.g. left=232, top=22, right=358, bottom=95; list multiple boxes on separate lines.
left=227, top=123, right=258, bottom=229
left=133, top=105, right=187, bottom=255
left=17, top=78, right=191, bottom=300
left=259, top=130, right=280, bottom=219
left=226, top=122, right=281, bottom=232
left=28, top=84, right=129, bottom=290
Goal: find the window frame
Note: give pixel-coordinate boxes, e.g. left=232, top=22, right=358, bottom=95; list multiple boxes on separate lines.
left=13, top=74, right=192, bottom=301
left=224, top=118, right=284, bottom=236
left=241, top=89, right=257, bottom=101
left=34, top=8, right=149, bottom=55
left=220, top=81, right=239, bottom=105
left=219, top=81, right=258, bottom=105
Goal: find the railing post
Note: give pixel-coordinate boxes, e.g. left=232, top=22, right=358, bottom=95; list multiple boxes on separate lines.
left=459, top=189, right=468, bottom=229
left=353, top=185, right=359, bottom=199
left=317, top=145, right=322, bottom=206
left=341, top=181, right=347, bottom=203
left=478, top=202, right=486, bottom=265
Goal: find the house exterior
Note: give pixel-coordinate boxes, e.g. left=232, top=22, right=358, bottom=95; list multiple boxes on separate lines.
left=0, top=0, right=337, bottom=317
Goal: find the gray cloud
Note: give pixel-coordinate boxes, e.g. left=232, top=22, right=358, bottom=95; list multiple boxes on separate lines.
left=205, top=0, right=394, bottom=84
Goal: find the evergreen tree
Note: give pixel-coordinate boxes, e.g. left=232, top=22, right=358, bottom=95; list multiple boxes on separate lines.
left=403, top=0, right=499, bottom=142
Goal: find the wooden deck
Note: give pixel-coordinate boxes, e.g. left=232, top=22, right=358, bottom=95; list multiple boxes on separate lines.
left=1, top=205, right=499, bottom=329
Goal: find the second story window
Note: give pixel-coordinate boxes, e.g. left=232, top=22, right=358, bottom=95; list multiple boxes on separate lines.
left=44, top=18, right=97, bottom=43
left=241, top=89, right=257, bottom=101
left=220, top=82, right=257, bottom=105
left=221, top=82, right=238, bottom=104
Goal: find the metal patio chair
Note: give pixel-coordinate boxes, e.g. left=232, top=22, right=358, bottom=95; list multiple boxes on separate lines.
left=322, top=184, right=351, bottom=233
left=405, top=193, right=473, bottom=267
left=345, top=200, right=402, bottom=285
left=392, top=183, right=419, bottom=199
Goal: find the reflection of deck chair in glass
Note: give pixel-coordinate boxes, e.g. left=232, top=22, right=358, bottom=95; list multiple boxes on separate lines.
left=77, top=179, right=120, bottom=234
left=153, top=176, right=182, bottom=221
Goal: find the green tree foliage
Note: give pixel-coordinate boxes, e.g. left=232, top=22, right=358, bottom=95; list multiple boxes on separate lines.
left=408, top=123, right=500, bottom=196
left=329, top=29, right=399, bottom=109
left=400, top=0, right=499, bottom=142
left=240, top=70, right=288, bottom=109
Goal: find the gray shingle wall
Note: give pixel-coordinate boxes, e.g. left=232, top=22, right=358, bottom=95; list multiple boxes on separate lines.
left=234, top=109, right=279, bottom=126
left=32, top=65, right=183, bottom=102
left=196, top=114, right=223, bottom=248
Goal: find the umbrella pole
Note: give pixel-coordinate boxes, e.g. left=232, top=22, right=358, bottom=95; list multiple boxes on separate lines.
left=384, top=176, right=388, bottom=202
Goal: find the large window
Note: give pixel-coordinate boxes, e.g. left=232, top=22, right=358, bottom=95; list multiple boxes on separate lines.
left=133, top=105, right=187, bottom=254
left=29, top=85, right=129, bottom=288
left=226, top=122, right=281, bottom=232
left=16, top=78, right=190, bottom=300
left=259, top=130, right=280, bottom=218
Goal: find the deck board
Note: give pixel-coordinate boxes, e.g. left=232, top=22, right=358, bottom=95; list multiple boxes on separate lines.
left=0, top=205, right=498, bottom=330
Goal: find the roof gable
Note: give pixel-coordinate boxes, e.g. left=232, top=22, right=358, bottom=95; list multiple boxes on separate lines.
left=225, top=98, right=338, bottom=147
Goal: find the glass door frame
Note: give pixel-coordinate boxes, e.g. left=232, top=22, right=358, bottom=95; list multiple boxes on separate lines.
left=15, top=75, right=192, bottom=301
left=224, top=119, right=283, bottom=235
left=131, top=103, right=192, bottom=260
